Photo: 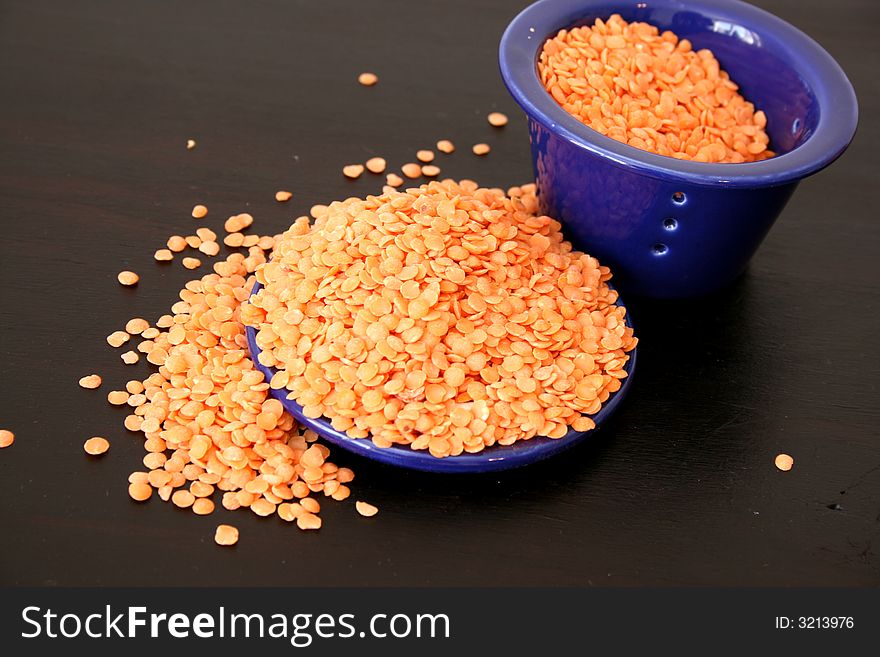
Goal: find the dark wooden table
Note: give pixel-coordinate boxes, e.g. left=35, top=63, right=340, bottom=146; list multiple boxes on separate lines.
left=1, top=0, right=877, bottom=587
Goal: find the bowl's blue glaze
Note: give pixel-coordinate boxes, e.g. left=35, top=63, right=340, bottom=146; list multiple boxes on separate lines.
left=246, top=283, right=637, bottom=473
left=500, top=0, right=858, bottom=298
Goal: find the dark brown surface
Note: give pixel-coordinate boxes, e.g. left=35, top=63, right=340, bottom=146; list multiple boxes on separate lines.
left=0, top=0, right=878, bottom=586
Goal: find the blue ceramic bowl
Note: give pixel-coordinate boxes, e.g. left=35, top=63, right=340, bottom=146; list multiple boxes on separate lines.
left=500, top=0, right=858, bottom=298
left=246, top=283, right=637, bottom=473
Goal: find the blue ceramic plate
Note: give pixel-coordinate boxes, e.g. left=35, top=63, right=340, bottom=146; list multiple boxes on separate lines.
left=246, top=282, right=636, bottom=473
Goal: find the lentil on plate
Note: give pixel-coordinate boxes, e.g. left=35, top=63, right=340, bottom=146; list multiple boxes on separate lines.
left=244, top=179, right=636, bottom=458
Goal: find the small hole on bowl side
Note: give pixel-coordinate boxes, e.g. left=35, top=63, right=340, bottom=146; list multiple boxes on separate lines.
left=663, top=218, right=678, bottom=231
left=652, top=243, right=668, bottom=256
left=792, top=118, right=801, bottom=136
left=672, top=191, right=686, bottom=204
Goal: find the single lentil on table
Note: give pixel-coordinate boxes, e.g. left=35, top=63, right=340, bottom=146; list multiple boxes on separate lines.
left=243, top=179, right=637, bottom=458
left=538, top=14, right=773, bottom=162
left=78, top=374, right=103, bottom=389
left=775, top=453, right=794, bottom=471
left=84, top=437, right=110, bottom=456
left=487, top=112, right=509, bottom=127
left=117, top=271, right=139, bottom=286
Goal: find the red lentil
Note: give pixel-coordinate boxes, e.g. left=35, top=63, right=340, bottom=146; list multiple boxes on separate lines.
left=775, top=453, right=794, bottom=471
left=117, top=271, right=139, bottom=286
left=356, top=501, right=379, bottom=517
left=538, top=14, right=773, bottom=162
left=487, top=112, right=508, bottom=127
left=343, top=164, right=365, bottom=179
left=84, top=437, right=110, bottom=455
left=401, top=163, right=422, bottom=178
left=214, top=524, right=239, bottom=546
left=366, top=157, right=387, bottom=174
left=79, top=374, right=102, bottom=389
left=244, top=180, right=636, bottom=457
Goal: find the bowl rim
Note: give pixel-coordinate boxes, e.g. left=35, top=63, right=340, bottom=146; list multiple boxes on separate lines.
left=499, top=0, right=858, bottom=188
left=245, top=281, right=638, bottom=473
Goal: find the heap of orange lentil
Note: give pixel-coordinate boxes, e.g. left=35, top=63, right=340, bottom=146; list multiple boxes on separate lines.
left=538, top=14, right=773, bottom=162
left=242, top=179, right=637, bottom=458
left=117, top=246, right=354, bottom=531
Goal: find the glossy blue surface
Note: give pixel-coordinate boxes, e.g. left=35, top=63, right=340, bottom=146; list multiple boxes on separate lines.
left=499, top=0, right=858, bottom=298
left=246, top=283, right=637, bottom=473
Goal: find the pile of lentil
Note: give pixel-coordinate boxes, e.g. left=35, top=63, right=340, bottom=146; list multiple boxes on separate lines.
left=538, top=14, right=773, bottom=163
left=243, top=179, right=637, bottom=458
left=113, top=246, right=356, bottom=531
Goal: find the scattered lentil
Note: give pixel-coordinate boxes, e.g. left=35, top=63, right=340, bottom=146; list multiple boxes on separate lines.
left=79, top=374, right=102, bottom=389
left=126, top=380, right=145, bottom=394
left=356, top=501, right=379, bottom=517
left=421, top=164, right=440, bottom=177
left=182, top=257, right=202, bottom=270
left=275, top=190, right=293, bottom=202
left=121, top=350, right=139, bottom=365
left=107, top=390, right=130, bottom=405
left=199, top=241, right=220, bottom=257
left=488, top=112, right=509, bottom=127
left=154, top=249, right=174, bottom=262
left=110, top=249, right=355, bottom=534
left=386, top=173, right=404, bottom=187
left=172, top=489, right=195, bottom=508
left=0, top=429, right=14, bottom=448
left=472, top=143, right=490, bottom=155
left=107, top=330, right=130, bottom=347
left=128, top=482, right=152, bottom=501
left=167, top=235, right=187, bottom=252
left=343, top=164, right=365, bottom=179
left=775, top=453, right=794, bottom=472
left=196, top=227, right=217, bottom=242
left=125, top=318, right=149, bottom=335
left=297, top=513, right=322, bottom=530
left=538, top=14, right=773, bottom=162
left=416, top=150, right=435, bottom=163
left=224, top=213, right=254, bottom=233
left=401, top=162, right=422, bottom=178
left=192, top=498, right=214, bottom=515
left=192, top=204, right=208, bottom=219
left=436, top=139, right=455, bottom=153
left=366, top=157, right=387, bottom=174
left=224, top=233, right=245, bottom=247
left=214, top=524, right=239, bottom=546
left=117, top=271, right=139, bottom=286
left=358, top=72, right=378, bottom=86
left=186, top=139, right=196, bottom=150
left=84, top=437, right=110, bottom=455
